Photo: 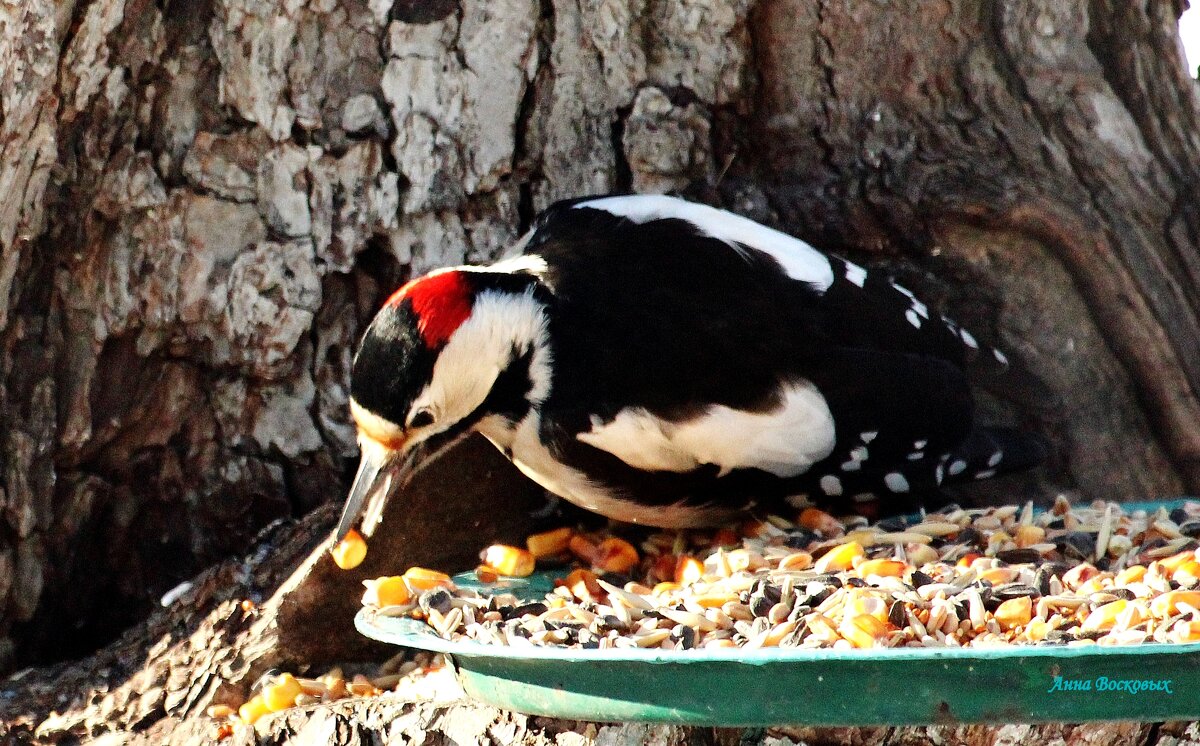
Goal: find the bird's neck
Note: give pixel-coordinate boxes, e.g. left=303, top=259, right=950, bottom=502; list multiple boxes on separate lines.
left=450, top=272, right=553, bottom=428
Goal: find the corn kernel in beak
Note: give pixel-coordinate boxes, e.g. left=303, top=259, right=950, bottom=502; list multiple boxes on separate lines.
left=330, top=529, right=368, bottom=570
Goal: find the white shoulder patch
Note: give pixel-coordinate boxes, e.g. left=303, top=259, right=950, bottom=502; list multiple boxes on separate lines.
left=576, top=195, right=835, bottom=291
left=576, top=380, right=836, bottom=478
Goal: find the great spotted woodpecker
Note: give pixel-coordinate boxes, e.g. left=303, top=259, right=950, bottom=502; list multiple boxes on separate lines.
left=335, top=195, right=1047, bottom=539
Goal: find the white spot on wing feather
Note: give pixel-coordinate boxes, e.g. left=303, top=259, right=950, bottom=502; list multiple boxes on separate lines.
left=576, top=195, right=836, bottom=291
left=884, top=472, right=910, bottom=493
left=819, top=475, right=843, bottom=496
left=845, top=263, right=867, bottom=287
left=576, top=380, right=836, bottom=478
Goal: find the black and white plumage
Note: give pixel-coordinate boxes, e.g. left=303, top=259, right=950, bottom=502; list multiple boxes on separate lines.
left=336, top=194, right=1047, bottom=537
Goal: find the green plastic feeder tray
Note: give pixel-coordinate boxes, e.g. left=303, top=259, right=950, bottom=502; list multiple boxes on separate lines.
left=355, top=500, right=1200, bottom=725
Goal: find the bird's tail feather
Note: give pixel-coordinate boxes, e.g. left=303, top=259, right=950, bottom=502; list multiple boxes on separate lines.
left=940, top=426, right=1050, bottom=486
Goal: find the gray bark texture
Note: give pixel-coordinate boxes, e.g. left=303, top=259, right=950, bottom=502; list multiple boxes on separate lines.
left=1, top=0, right=1199, bottom=742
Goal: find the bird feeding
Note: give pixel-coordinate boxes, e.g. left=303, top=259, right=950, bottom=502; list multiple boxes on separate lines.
left=358, top=499, right=1200, bottom=651
left=334, top=194, right=1050, bottom=546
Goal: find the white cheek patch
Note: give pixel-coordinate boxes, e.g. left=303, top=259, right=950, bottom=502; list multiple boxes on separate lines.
left=576, top=195, right=836, bottom=291
left=408, top=288, right=551, bottom=442
left=576, top=380, right=836, bottom=478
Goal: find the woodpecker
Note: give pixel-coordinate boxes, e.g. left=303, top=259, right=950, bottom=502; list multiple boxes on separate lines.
left=335, top=194, right=1047, bottom=539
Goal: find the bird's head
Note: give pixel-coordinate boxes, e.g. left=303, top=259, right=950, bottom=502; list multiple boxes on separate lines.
left=335, top=267, right=549, bottom=541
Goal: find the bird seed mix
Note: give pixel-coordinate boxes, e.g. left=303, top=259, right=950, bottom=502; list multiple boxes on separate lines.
left=359, top=498, right=1200, bottom=651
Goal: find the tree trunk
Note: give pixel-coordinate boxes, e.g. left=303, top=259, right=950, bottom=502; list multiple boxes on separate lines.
left=1, top=0, right=1198, bottom=742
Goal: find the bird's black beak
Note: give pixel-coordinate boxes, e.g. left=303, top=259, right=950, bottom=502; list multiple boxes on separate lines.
left=335, top=440, right=408, bottom=542
left=333, top=429, right=470, bottom=542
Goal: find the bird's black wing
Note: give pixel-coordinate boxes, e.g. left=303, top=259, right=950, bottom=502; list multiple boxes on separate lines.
left=519, top=196, right=1026, bottom=507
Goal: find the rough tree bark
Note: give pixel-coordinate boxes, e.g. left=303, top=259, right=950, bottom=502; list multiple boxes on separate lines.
left=1, top=0, right=1198, bottom=743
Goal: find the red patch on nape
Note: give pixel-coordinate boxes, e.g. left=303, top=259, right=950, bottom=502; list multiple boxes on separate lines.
left=385, top=271, right=473, bottom=348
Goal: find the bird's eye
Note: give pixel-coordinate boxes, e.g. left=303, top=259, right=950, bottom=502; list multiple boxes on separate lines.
left=408, top=409, right=435, bottom=429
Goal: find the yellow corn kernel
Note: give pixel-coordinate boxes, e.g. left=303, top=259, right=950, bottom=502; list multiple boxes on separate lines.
left=726, top=548, right=765, bottom=573
left=564, top=568, right=601, bottom=600
left=1173, top=560, right=1200, bottom=586
left=402, top=566, right=452, bottom=591
left=839, top=613, right=889, bottom=648
left=814, top=541, right=865, bottom=573
left=1015, top=524, right=1046, bottom=548
left=778, top=551, right=813, bottom=571
left=474, top=565, right=499, bottom=583
left=238, top=695, right=270, bottom=724
left=1149, top=590, right=1200, bottom=618
left=330, top=529, right=367, bottom=570
left=798, top=507, right=842, bottom=535
left=525, top=527, right=573, bottom=558
left=481, top=544, right=536, bottom=577
left=994, top=596, right=1033, bottom=631
left=845, top=592, right=889, bottom=622
left=1160, top=550, right=1198, bottom=573
left=1081, top=599, right=1127, bottom=632
left=594, top=537, right=639, bottom=574
left=856, top=558, right=907, bottom=579
left=1076, top=575, right=1115, bottom=596
left=1024, top=618, right=1050, bottom=642
left=652, top=581, right=681, bottom=595
left=361, top=576, right=412, bottom=607
left=263, top=673, right=303, bottom=712
left=692, top=592, right=739, bottom=608
left=675, top=556, right=705, bottom=584
left=906, top=543, right=939, bottom=567
left=1115, top=565, right=1147, bottom=585
left=978, top=567, right=1017, bottom=585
